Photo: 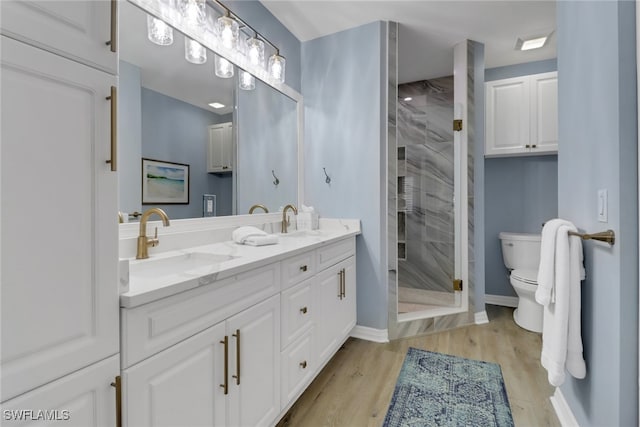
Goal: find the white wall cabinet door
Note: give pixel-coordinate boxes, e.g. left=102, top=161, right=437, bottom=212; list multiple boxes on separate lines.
left=485, top=76, right=531, bottom=156
left=0, top=0, right=117, bottom=74
left=208, top=122, right=233, bottom=173
left=124, top=323, right=227, bottom=427
left=530, top=72, right=558, bottom=154
left=1, top=355, right=119, bottom=426
left=227, top=295, right=280, bottom=427
left=314, top=257, right=357, bottom=366
left=1, top=36, right=119, bottom=401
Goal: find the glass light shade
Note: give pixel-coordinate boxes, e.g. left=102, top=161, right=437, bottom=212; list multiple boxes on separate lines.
left=239, top=70, right=255, bottom=90
left=180, top=0, right=206, bottom=29
left=215, top=55, right=234, bottom=78
left=268, top=53, right=286, bottom=83
left=185, top=38, right=207, bottom=64
left=216, top=15, right=239, bottom=50
left=246, top=37, right=265, bottom=67
left=147, top=15, right=173, bottom=46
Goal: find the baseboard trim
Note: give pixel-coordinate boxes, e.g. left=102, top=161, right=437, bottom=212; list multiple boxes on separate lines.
left=550, top=388, right=580, bottom=427
left=350, top=325, right=389, bottom=343
left=474, top=311, right=489, bottom=324
left=485, top=294, right=518, bottom=308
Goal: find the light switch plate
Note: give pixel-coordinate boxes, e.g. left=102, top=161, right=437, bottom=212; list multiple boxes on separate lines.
left=597, top=189, right=608, bottom=222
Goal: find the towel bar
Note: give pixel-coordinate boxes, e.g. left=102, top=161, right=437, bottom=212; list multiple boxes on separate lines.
left=568, top=229, right=615, bottom=245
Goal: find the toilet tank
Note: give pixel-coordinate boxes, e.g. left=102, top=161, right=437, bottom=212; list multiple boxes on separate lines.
left=498, top=232, right=542, bottom=270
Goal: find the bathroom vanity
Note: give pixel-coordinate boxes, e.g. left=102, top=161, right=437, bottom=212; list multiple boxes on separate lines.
left=119, top=217, right=360, bottom=426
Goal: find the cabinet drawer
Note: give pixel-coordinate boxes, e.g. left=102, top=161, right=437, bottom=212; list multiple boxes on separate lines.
left=281, top=249, right=315, bottom=289
left=280, top=279, right=313, bottom=349
left=121, top=264, right=280, bottom=368
left=280, top=328, right=315, bottom=407
left=316, top=238, right=355, bottom=270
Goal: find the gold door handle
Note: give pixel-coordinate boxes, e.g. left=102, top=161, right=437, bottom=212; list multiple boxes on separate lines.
left=337, top=270, right=343, bottom=300
left=106, top=0, right=117, bottom=52
left=299, top=360, right=307, bottom=369
left=300, top=265, right=308, bottom=272
left=220, top=336, right=228, bottom=395
left=106, top=86, right=117, bottom=171
left=232, top=329, right=240, bottom=385
left=110, top=376, right=122, bottom=427
left=341, top=268, right=346, bottom=298
left=300, top=306, right=308, bottom=314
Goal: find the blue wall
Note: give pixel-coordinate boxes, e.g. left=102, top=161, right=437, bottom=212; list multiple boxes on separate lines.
left=484, top=59, right=558, bottom=297
left=557, top=1, right=638, bottom=425
left=302, top=22, right=387, bottom=329
left=141, top=88, right=232, bottom=218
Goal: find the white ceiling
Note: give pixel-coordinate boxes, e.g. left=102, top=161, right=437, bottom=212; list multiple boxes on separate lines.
left=260, top=0, right=557, bottom=83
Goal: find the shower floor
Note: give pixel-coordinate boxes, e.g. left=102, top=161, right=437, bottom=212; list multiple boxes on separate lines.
left=397, top=286, right=455, bottom=313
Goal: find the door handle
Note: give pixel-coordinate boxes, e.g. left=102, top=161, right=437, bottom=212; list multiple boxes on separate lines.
left=220, top=336, right=228, bottom=394
left=106, top=0, right=117, bottom=52
left=106, top=86, right=117, bottom=171
left=232, top=329, right=240, bottom=385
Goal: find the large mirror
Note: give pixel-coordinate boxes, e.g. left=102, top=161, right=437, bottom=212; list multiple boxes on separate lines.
left=118, top=0, right=299, bottom=220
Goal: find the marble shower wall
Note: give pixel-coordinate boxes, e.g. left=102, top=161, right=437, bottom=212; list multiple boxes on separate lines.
left=397, top=77, right=455, bottom=295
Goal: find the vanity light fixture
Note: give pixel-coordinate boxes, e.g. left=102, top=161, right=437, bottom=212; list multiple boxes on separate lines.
left=217, top=12, right=239, bottom=50
left=214, top=54, right=234, bottom=78
left=516, top=35, right=548, bottom=51
left=180, top=0, right=206, bottom=29
left=239, top=70, right=255, bottom=90
left=185, top=38, right=207, bottom=64
left=208, top=102, right=225, bottom=109
left=268, top=50, right=286, bottom=84
left=147, top=15, right=174, bottom=46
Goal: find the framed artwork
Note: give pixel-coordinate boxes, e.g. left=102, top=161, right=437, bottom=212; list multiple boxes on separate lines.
left=142, top=158, right=190, bottom=204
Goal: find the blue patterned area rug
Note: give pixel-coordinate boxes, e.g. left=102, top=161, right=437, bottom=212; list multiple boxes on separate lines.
left=383, top=348, right=514, bottom=427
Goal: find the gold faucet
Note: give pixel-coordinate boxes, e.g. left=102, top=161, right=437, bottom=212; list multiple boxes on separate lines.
left=136, top=208, right=171, bottom=259
left=249, top=204, right=269, bottom=214
left=281, top=204, right=298, bottom=233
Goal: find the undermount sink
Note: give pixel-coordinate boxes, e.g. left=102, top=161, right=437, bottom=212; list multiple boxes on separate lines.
left=130, top=252, right=236, bottom=279
left=278, top=229, right=327, bottom=238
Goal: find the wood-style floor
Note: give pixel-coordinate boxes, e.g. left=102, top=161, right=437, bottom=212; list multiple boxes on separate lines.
left=277, top=305, right=560, bottom=427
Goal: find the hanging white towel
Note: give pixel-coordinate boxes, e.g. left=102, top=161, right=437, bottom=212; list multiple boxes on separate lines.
left=539, top=222, right=586, bottom=387
left=536, top=219, right=571, bottom=306
left=232, top=226, right=279, bottom=246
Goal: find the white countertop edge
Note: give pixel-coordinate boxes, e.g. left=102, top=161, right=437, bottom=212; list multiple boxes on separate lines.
left=120, top=218, right=361, bottom=309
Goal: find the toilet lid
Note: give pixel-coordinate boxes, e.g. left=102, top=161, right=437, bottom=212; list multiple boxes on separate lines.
left=511, top=269, right=538, bottom=285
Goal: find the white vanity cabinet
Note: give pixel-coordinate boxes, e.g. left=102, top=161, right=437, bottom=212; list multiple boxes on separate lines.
left=208, top=122, right=234, bottom=173
left=1, top=29, right=119, bottom=407
left=485, top=71, right=558, bottom=157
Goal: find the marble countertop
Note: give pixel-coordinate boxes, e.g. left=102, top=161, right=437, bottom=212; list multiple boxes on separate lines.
left=120, top=219, right=360, bottom=308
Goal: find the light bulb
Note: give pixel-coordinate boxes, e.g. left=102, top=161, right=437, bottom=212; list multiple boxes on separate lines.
left=147, top=15, right=174, bottom=46
left=180, top=0, right=205, bottom=29
left=239, top=70, right=255, bottom=90
left=216, top=15, right=239, bottom=50
left=185, top=38, right=207, bottom=64
left=215, top=55, right=234, bottom=78
left=268, top=53, right=285, bottom=83
left=246, top=37, right=265, bottom=67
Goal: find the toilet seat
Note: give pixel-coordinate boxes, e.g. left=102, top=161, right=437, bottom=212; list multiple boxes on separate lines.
left=511, top=269, right=538, bottom=285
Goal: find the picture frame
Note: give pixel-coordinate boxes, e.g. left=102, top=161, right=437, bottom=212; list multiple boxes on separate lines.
left=142, top=158, right=190, bottom=205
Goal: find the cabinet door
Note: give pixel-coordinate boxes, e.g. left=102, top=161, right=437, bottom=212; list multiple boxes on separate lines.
left=0, top=0, right=117, bottom=74
left=314, top=257, right=357, bottom=366
left=485, top=77, right=530, bottom=156
left=530, top=72, right=558, bottom=154
left=208, top=122, right=233, bottom=173
left=227, top=295, right=280, bottom=427
left=1, top=36, right=118, bottom=401
left=124, top=323, right=226, bottom=427
left=1, top=355, right=119, bottom=427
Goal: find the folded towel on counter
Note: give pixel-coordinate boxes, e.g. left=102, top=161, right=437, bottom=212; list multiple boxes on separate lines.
left=232, top=226, right=279, bottom=246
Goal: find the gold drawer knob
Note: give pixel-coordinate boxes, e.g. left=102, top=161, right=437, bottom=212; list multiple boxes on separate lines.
left=299, top=361, right=307, bottom=369
left=300, top=265, right=308, bottom=272
left=300, top=307, right=308, bottom=314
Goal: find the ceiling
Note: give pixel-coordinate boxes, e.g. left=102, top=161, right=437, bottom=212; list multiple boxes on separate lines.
left=260, top=0, right=557, bottom=83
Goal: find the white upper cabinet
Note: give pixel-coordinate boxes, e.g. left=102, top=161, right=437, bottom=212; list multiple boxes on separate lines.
left=485, top=71, right=558, bottom=157
left=208, top=122, right=233, bottom=173
left=1, top=35, right=119, bottom=401
left=0, top=0, right=118, bottom=74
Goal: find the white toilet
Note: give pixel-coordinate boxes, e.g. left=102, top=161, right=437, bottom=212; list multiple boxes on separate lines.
left=498, top=232, right=543, bottom=333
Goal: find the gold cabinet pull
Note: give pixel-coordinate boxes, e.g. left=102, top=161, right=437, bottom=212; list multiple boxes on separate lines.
left=232, top=329, right=240, bottom=385
left=106, top=86, right=117, bottom=171
left=106, top=0, right=117, bottom=52
left=300, top=306, right=308, bottom=314
left=531, top=144, right=537, bottom=148
left=220, top=336, right=228, bottom=395
left=299, top=265, right=308, bottom=272
left=110, top=376, right=122, bottom=427
left=337, top=270, right=343, bottom=300
left=525, top=144, right=531, bottom=148
left=341, top=268, right=346, bottom=298
left=299, top=361, right=307, bottom=369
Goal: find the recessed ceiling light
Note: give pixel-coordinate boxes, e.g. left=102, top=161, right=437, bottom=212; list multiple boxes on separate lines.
left=403, top=97, right=413, bottom=101
left=208, top=102, right=225, bottom=109
left=515, top=35, right=548, bottom=51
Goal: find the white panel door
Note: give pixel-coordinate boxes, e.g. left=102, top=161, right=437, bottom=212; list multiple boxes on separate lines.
left=124, top=323, right=226, bottom=427
left=227, top=295, right=280, bottom=427
left=1, top=36, right=119, bottom=401
left=485, top=77, right=530, bottom=156
left=314, top=264, right=343, bottom=365
left=0, top=0, right=117, bottom=74
left=337, top=257, right=357, bottom=339
left=1, top=355, right=119, bottom=426
left=530, top=72, right=559, bottom=154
